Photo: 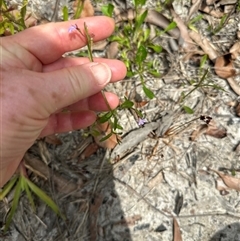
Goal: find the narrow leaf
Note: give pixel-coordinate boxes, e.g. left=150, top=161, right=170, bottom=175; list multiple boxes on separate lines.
left=121, top=98, right=134, bottom=109
left=182, top=106, right=194, bottom=114
left=24, top=179, right=36, bottom=212
left=149, top=70, right=161, bottom=77
left=62, top=6, right=69, bottom=21
left=25, top=178, right=65, bottom=219
left=99, top=112, right=113, bottom=123
left=0, top=175, right=18, bottom=200
left=143, top=85, right=155, bottom=99
left=4, top=177, right=22, bottom=232
left=136, top=45, right=147, bottom=64
left=200, top=54, right=208, bottom=68
left=135, top=9, right=148, bottom=32
left=101, top=4, right=114, bottom=17
left=134, top=0, right=147, bottom=7
left=164, top=21, right=177, bottom=33
left=74, top=0, right=84, bottom=19
left=100, top=132, right=113, bottom=142
left=148, top=44, right=162, bottom=53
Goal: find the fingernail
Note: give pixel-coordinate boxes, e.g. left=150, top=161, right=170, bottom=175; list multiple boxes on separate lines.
left=90, top=63, right=111, bottom=85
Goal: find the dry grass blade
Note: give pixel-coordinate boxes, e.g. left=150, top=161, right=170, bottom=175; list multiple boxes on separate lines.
left=209, top=168, right=240, bottom=191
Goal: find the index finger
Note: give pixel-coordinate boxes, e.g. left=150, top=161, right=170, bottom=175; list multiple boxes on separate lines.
left=10, top=16, right=115, bottom=65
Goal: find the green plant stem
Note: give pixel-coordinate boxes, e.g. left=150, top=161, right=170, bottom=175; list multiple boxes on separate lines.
left=182, top=69, right=208, bottom=101
left=83, top=22, right=113, bottom=113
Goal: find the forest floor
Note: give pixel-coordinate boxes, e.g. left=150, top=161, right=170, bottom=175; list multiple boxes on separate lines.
left=2, top=0, right=240, bottom=240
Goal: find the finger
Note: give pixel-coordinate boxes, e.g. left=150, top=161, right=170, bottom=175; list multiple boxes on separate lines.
left=39, top=111, right=96, bottom=137
left=10, top=16, right=115, bottom=64
left=66, top=92, right=119, bottom=112
left=38, top=62, right=112, bottom=115
left=43, top=58, right=127, bottom=82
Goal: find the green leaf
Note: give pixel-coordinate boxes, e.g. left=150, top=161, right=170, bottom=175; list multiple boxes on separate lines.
left=134, top=0, right=147, bottom=7
left=113, top=116, right=118, bottom=130
left=148, top=44, right=162, bottom=53
left=149, top=70, right=161, bottom=77
left=163, top=21, right=177, bottom=33
left=4, top=177, right=22, bottom=233
left=136, top=45, right=147, bottom=64
left=74, top=0, right=84, bottom=19
left=0, top=175, right=18, bottom=200
left=135, top=9, right=148, bottom=32
left=19, top=0, right=28, bottom=29
left=182, top=106, right=194, bottom=114
left=99, top=112, right=113, bottom=123
left=200, top=54, right=208, bottom=68
left=143, top=28, right=150, bottom=42
left=188, top=14, right=203, bottom=25
left=101, top=4, right=114, bottom=17
left=126, top=71, right=135, bottom=77
left=90, top=128, right=101, bottom=137
left=100, top=132, right=113, bottom=142
left=62, top=6, right=69, bottom=21
left=25, top=177, right=65, bottom=219
left=143, top=85, right=155, bottom=99
left=120, top=98, right=134, bottom=109
left=115, top=124, right=123, bottom=130
left=24, top=179, right=36, bottom=212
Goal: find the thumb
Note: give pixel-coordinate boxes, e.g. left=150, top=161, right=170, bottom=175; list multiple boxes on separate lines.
left=41, top=62, right=112, bottom=114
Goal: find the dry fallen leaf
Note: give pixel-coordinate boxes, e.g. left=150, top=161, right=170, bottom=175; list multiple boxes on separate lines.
left=173, top=216, right=183, bottom=241
left=24, top=154, right=83, bottom=196
left=79, top=143, right=99, bottom=161
left=44, top=134, right=62, bottom=145
left=190, top=124, right=208, bottom=141
left=205, top=122, right=227, bottom=138
left=94, top=122, right=119, bottom=149
left=215, top=177, right=230, bottom=195
left=235, top=102, right=240, bottom=117
left=230, top=41, right=240, bottom=60
left=209, top=168, right=240, bottom=191
left=214, top=54, right=236, bottom=78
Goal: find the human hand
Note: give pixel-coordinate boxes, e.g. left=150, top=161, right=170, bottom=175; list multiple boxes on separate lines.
left=0, top=16, right=126, bottom=187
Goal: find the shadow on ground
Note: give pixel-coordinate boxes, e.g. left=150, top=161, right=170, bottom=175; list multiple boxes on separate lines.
left=0, top=140, right=132, bottom=241
left=209, top=222, right=240, bottom=241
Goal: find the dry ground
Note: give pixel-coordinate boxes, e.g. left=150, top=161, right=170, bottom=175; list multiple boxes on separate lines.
left=1, top=0, right=240, bottom=240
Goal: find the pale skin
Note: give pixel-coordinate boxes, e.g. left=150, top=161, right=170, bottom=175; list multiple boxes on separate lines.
left=0, top=16, right=126, bottom=187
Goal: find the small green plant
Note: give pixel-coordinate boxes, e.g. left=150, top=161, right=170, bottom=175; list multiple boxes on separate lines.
left=210, top=13, right=228, bottom=34
left=180, top=66, right=226, bottom=114
left=187, top=14, right=203, bottom=32
left=0, top=163, right=64, bottom=233
left=0, top=0, right=28, bottom=35
left=103, top=0, right=176, bottom=100
left=68, top=23, right=147, bottom=141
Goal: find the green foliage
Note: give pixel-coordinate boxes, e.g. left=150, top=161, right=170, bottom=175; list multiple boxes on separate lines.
left=0, top=0, right=28, bottom=35
left=73, top=0, right=84, bottom=19
left=62, top=6, right=69, bottom=21
left=0, top=172, right=64, bottom=233
left=182, top=106, right=194, bottom=114
left=211, top=14, right=227, bottom=34
left=101, top=3, right=114, bottom=17
left=188, top=14, right=203, bottom=31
